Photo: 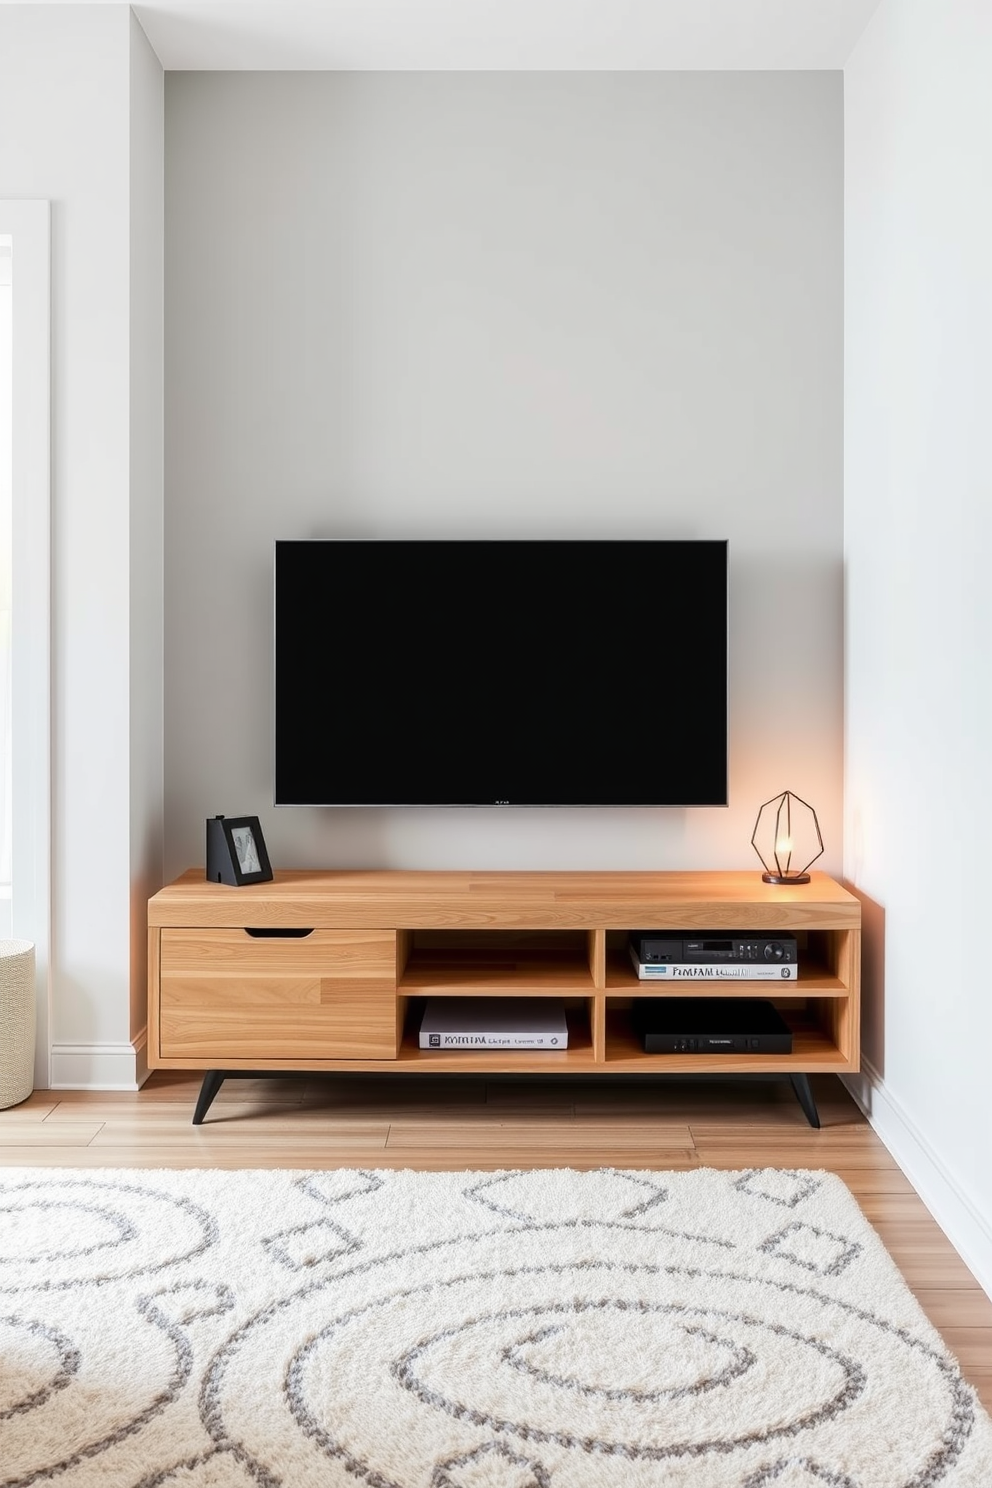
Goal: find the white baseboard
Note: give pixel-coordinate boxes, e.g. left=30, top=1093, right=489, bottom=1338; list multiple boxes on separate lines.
left=844, top=1062, right=992, bottom=1300
left=49, top=1030, right=149, bottom=1092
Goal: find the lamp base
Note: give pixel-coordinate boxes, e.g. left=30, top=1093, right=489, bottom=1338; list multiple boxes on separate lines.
left=762, top=872, right=811, bottom=885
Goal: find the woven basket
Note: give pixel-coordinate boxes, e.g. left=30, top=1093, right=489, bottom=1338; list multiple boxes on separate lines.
left=0, top=939, right=36, bottom=1109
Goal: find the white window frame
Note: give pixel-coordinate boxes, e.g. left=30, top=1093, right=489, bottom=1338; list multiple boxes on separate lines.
left=1, top=200, right=51, bottom=1089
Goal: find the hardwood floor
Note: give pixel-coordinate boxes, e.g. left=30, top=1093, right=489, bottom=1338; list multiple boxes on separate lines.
left=2, top=1069, right=990, bottom=1411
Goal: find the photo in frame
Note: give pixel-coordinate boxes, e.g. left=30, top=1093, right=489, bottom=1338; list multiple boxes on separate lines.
left=205, top=815, right=274, bottom=886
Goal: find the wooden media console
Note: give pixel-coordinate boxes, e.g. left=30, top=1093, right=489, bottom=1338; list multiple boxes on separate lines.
left=146, top=868, right=861, bottom=1126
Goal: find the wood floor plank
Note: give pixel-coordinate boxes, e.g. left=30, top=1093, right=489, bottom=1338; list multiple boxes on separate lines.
left=383, top=1121, right=693, bottom=1150
left=688, top=1122, right=876, bottom=1143
left=0, top=1147, right=122, bottom=1165
left=384, top=1148, right=702, bottom=1170
left=0, top=1122, right=105, bottom=1146
left=937, top=1329, right=992, bottom=1368
left=301, top=1078, right=489, bottom=1107
left=967, top=1370, right=992, bottom=1411
left=0, top=1147, right=399, bottom=1169
left=855, top=1194, right=951, bottom=1223
left=914, top=1290, right=992, bottom=1327
left=47, top=1079, right=309, bottom=1107
left=322, top=1106, right=661, bottom=1127
left=571, top=1090, right=863, bottom=1121
left=883, top=1254, right=984, bottom=1289
left=98, top=1104, right=398, bottom=1127
left=0, top=1096, right=60, bottom=1119
left=85, top=1117, right=393, bottom=1142
left=573, top=1103, right=843, bottom=1125
left=86, top=1126, right=391, bottom=1152
left=880, top=1234, right=985, bottom=1258
left=691, top=1145, right=904, bottom=1169
left=374, top=1104, right=583, bottom=1121
left=822, top=1168, right=918, bottom=1195
left=43, top=1101, right=308, bottom=1124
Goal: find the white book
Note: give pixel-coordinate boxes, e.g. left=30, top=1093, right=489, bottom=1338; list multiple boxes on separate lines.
left=629, top=945, right=796, bottom=981
left=419, top=997, right=568, bottom=1049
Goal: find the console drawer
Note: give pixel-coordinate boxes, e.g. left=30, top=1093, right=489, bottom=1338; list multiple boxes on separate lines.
left=158, top=928, right=398, bottom=1060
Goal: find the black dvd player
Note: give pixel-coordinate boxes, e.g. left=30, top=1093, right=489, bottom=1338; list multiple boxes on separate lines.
left=632, top=998, right=793, bottom=1054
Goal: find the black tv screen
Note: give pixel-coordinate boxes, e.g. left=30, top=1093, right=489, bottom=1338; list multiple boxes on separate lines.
left=274, top=538, right=728, bottom=808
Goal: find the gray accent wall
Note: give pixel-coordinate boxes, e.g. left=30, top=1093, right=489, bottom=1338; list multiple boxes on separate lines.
left=165, top=71, right=842, bottom=877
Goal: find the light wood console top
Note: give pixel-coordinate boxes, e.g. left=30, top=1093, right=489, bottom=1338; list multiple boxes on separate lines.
left=149, top=868, right=859, bottom=929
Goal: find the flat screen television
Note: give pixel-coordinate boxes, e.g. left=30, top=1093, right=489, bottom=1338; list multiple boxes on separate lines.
left=274, top=538, right=729, bottom=807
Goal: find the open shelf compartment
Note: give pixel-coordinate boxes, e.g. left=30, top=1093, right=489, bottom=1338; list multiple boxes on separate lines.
left=398, top=929, right=600, bottom=995
left=397, top=995, right=596, bottom=1067
left=602, top=998, right=853, bottom=1072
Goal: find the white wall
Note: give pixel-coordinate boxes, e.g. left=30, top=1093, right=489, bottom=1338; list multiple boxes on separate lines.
left=0, top=200, right=51, bottom=1086
left=845, top=0, right=992, bottom=1290
left=0, top=5, right=163, bottom=1088
left=0, top=246, right=10, bottom=911
left=164, top=71, right=844, bottom=879
left=128, top=12, right=165, bottom=1068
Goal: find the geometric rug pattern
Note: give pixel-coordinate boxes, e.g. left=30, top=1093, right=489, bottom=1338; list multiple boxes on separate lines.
left=1, top=1165, right=990, bottom=1486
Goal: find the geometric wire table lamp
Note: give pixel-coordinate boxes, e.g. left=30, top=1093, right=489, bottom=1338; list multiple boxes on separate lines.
left=751, top=789, right=824, bottom=884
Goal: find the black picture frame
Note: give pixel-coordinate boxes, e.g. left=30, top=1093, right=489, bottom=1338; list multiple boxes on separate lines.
left=205, top=815, right=274, bottom=886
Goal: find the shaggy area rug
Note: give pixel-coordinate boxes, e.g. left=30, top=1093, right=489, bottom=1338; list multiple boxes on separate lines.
left=1, top=1166, right=990, bottom=1487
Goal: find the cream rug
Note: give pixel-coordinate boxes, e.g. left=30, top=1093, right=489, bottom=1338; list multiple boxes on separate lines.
left=1, top=1166, right=990, bottom=1487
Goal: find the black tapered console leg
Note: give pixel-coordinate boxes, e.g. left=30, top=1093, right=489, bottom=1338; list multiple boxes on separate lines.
left=790, top=1073, right=821, bottom=1129
left=192, top=1070, right=226, bottom=1126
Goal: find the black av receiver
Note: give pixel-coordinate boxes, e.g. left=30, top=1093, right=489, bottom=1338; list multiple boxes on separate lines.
left=630, top=932, right=798, bottom=965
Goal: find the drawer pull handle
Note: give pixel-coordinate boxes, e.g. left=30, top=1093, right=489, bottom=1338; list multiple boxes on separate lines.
left=244, top=927, right=315, bottom=939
